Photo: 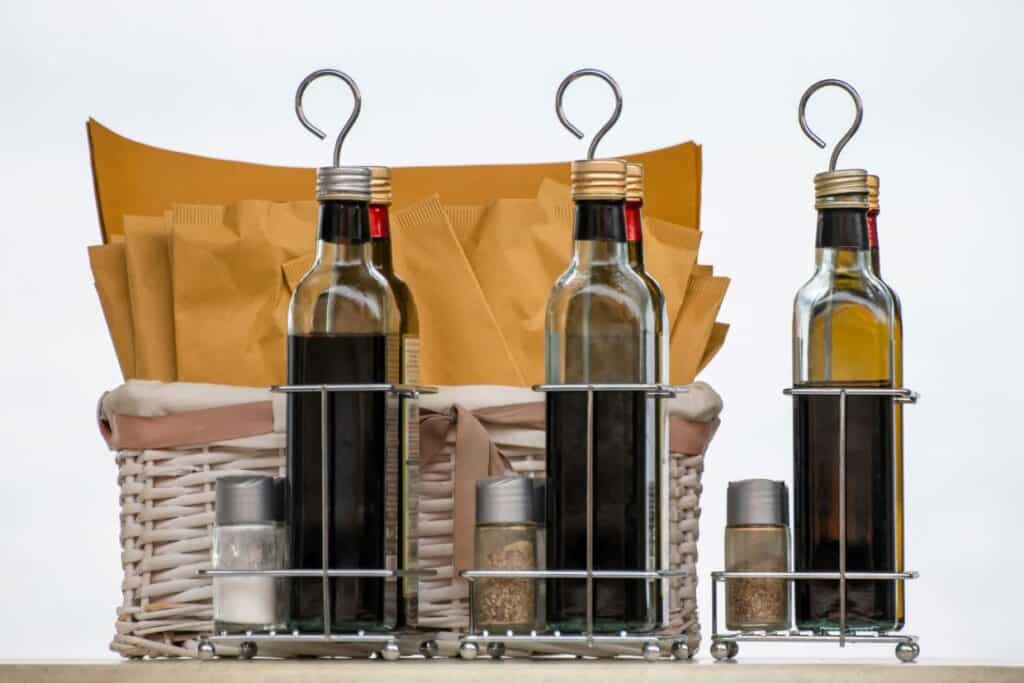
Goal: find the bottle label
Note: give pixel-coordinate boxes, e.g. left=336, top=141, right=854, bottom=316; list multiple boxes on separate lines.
left=402, top=335, right=421, bottom=601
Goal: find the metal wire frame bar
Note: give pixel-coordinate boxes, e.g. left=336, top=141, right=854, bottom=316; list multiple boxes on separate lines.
left=458, top=382, right=689, bottom=650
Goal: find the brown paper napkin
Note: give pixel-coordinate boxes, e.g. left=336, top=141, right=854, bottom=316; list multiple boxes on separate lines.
left=392, top=197, right=523, bottom=386
left=89, top=120, right=702, bottom=242
left=444, top=205, right=486, bottom=255
left=171, top=201, right=315, bottom=386
left=124, top=213, right=176, bottom=381
left=672, top=275, right=730, bottom=384
left=698, top=322, right=730, bottom=373
left=266, top=197, right=525, bottom=388
left=88, top=240, right=135, bottom=378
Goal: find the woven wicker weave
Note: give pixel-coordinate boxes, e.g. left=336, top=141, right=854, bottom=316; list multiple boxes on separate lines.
left=107, top=387, right=712, bottom=658
left=112, top=444, right=285, bottom=658
left=415, top=435, right=705, bottom=654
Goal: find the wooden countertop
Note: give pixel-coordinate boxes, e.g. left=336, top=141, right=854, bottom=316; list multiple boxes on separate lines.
left=2, top=660, right=1022, bottom=682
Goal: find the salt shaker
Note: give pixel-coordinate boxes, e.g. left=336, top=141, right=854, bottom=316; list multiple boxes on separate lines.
left=474, top=477, right=536, bottom=633
left=725, top=479, right=790, bottom=631
left=213, top=476, right=287, bottom=633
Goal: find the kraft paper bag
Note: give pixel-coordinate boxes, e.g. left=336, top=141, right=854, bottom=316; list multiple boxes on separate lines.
left=171, top=201, right=316, bottom=386
left=88, top=120, right=701, bottom=243
left=698, top=322, right=730, bottom=373
left=88, top=240, right=135, bottom=378
left=672, top=275, right=730, bottom=384
left=124, top=213, right=176, bottom=381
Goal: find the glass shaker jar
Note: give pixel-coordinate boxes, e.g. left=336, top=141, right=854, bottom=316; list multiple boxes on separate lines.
left=213, top=476, right=288, bottom=633
left=725, top=479, right=790, bottom=631
left=474, top=477, right=536, bottom=633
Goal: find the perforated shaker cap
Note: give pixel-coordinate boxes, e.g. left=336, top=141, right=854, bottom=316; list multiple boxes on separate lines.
left=215, top=475, right=281, bottom=525
left=476, top=477, right=535, bottom=525
left=727, top=479, right=789, bottom=527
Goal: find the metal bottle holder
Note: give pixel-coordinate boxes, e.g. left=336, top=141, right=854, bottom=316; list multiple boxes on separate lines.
left=457, top=383, right=692, bottom=661
left=197, top=382, right=440, bottom=661
left=709, top=386, right=920, bottom=663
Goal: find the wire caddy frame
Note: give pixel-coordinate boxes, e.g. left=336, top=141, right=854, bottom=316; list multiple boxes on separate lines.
left=456, top=383, right=692, bottom=662
left=709, top=385, right=920, bottom=663
left=196, top=382, right=441, bottom=661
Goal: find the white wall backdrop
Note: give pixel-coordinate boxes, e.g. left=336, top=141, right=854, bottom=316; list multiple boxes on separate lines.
left=1, top=0, right=1021, bottom=662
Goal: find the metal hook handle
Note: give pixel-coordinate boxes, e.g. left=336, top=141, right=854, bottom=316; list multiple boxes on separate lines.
left=798, top=78, right=863, bottom=171
left=295, top=68, right=362, bottom=167
left=555, top=68, right=623, bottom=160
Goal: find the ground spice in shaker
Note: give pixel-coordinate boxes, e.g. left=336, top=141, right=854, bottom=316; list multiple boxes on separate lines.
left=725, top=479, right=790, bottom=631
left=474, top=477, right=537, bottom=632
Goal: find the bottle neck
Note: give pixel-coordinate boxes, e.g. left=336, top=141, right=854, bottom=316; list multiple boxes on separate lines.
left=625, top=200, right=644, bottom=269
left=369, top=204, right=393, bottom=272
left=814, top=208, right=874, bottom=269
left=867, top=207, right=881, bottom=275
left=315, top=200, right=372, bottom=264
left=572, top=199, right=629, bottom=269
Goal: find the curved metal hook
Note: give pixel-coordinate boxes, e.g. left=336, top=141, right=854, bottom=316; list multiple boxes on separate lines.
left=555, top=68, right=623, bottom=160
left=295, top=68, right=362, bottom=167
left=798, top=78, right=863, bottom=171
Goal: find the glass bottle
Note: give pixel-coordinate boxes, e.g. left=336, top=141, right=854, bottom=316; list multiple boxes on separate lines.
left=867, top=174, right=905, bottom=625
left=724, top=479, right=790, bottom=632
left=473, top=477, right=537, bottom=633
left=545, top=159, right=658, bottom=633
left=213, top=476, right=288, bottom=633
left=287, top=166, right=401, bottom=633
left=792, top=169, right=900, bottom=631
left=626, top=162, right=672, bottom=624
left=368, top=166, right=421, bottom=627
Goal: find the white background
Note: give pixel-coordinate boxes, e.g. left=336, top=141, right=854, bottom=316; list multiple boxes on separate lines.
left=1, top=0, right=1021, bottom=663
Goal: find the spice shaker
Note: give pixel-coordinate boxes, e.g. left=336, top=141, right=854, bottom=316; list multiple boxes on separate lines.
left=725, top=479, right=790, bottom=632
left=213, top=476, right=288, bottom=633
left=474, top=477, right=537, bottom=633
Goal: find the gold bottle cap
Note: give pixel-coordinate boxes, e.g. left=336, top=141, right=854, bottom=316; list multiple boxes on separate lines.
left=368, top=166, right=393, bottom=206
left=571, top=159, right=627, bottom=200
left=316, top=166, right=371, bottom=202
left=625, top=162, right=644, bottom=203
left=814, top=169, right=870, bottom=210
left=866, top=174, right=880, bottom=211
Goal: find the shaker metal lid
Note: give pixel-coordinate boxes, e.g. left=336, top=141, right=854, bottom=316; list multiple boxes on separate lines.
left=476, top=477, right=535, bottom=525
left=316, top=165, right=372, bottom=202
left=625, top=162, right=644, bottom=203
left=216, top=475, right=281, bottom=525
left=727, top=479, right=789, bottom=527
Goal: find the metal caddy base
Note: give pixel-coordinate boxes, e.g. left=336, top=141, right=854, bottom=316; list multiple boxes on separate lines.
left=709, top=386, right=920, bottom=664
left=198, top=382, right=439, bottom=660
left=456, top=383, right=694, bottom=661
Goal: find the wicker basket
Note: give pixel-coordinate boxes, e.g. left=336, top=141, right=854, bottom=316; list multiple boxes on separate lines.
left=100, top=381, right=719, bottom=658
left=414, top=385, right=719, bottom=656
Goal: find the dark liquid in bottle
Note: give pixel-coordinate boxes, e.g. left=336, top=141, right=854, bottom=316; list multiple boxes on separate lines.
left=545, top=391, right=654, bottom=632
left=793, top=381, right=900, bottom=631
left=287, top=333, right=399, bottom=632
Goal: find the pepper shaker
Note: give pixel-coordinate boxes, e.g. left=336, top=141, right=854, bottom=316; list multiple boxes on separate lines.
left=474, top=477, right=537, bottom=633
left=212, top=476, right=288, bottom=633
left=725, top=479, right=790, bottom=631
